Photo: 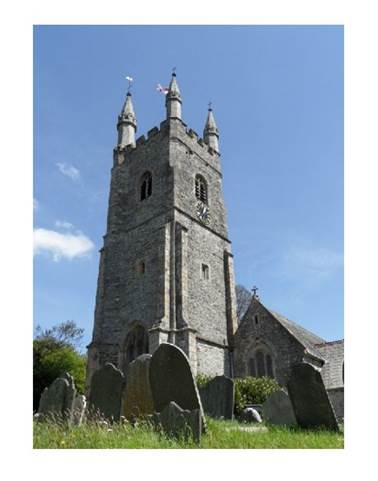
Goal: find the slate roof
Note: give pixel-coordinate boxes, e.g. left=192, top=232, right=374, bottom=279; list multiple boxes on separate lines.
left=264, top=306, right=326, bottom=361
left=314, top=340, right=344, bottom=388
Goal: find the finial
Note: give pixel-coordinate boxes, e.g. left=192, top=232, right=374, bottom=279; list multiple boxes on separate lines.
left=125, top=75, right=133, bottom=94
left=208, top=101, right=212, bottom=111
left=172, top=66, right=176, bottom=76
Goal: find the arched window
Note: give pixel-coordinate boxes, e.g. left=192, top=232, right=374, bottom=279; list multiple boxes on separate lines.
left=195, top=175, right=208, bottom=204
left=248, top=344, right=275, bottom=379
left=256, top=350, right=265, bottom=377
left=123, top=325, right=149, bottom=373
left=140, top=172, right=152, bottom=201
left=266, top=354, right=274, bottom=378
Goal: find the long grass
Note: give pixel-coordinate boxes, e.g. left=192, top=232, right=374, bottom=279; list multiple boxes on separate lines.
left=33, top=416, right=343, bottom=449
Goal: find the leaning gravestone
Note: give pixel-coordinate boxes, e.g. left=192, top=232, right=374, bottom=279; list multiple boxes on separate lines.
left=149, top=401, right=202, bottom=443
left=288, top=363, right=339, bottom=431
left=123, top=354, right=154, bottom=420
left=149, top=343, right=206, bottom=431
left=262, top=389, right=297, bottom=426
left=89, top=363, right=125, bottom=422
left=38, top=372, right=76, bottom=421
left=199, top=375, right=234, bottom=419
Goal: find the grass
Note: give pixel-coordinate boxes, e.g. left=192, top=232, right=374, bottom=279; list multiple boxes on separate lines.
left=33, top=417, right=344, bottom=449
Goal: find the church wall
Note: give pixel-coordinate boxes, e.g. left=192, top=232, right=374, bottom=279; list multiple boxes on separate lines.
left=174, top=211, right=230, bottom=347
left=233, top=300, right=306, bottom=386
left=196, top=340, right=230, bottom=377
left=91, top=127, right=174, bottom=356
left=169, top=123, right=228, bottom=240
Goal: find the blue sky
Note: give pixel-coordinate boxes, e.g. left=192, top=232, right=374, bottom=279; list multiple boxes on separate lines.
left=33, top=25, right=343, bottom=350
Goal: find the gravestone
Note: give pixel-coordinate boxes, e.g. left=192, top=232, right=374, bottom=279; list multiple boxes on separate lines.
left=123, top=354, right=154, bottom=420
left=38, top=372, right=76, bottom=421
left=288, top=363, right=339, bottom=431
left=61, top=372, right=76, bottom=423
left=149, top=343, right=206, bottom=431
left=72, top=394, right=87, bottom=426
left=149, top=401, right=202, bottom=443
left=199, top=375, right=234, bottom=419
left=89, top=363, right=125, bottom=422
left=262, top=389, right=297, bottom=426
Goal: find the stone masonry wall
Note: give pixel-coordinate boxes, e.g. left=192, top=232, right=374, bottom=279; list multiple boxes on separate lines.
left=88, top=117, right=238, bottom=383
left=196, top=340, right=230, bottom=377
left=234, top=299, right=306, bottom=386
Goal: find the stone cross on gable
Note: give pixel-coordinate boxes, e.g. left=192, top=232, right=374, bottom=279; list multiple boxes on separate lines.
left=251, top=286, right=259, bottom=298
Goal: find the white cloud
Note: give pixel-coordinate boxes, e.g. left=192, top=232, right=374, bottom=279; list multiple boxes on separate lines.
left=33, top=228, right=94, bottom=262
left=279, top=246, right=343, bottom=281
left=56, top=162, right=80, bottom=181
left=33, top=198, right=39, bottom=210
left=55, top=220, right=74, bottom=230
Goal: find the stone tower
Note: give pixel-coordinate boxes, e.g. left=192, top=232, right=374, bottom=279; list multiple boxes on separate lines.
left=86, top=73, right=238, bottom=389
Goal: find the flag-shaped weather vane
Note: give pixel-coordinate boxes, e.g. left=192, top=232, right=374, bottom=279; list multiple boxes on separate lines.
left=125, top=75, right=133, bottom=93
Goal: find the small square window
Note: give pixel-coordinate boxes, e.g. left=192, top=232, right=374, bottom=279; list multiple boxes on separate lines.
left=201, top=264, right=209, bottom=280
left=136, top=260, right=145, bottom=275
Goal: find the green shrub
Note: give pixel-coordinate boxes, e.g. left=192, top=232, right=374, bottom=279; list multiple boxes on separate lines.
left=33, top=338, right=86, bottom=410
left=234, top=377, right=281, bottom=415
left=195, top=373, right=213, bottom=388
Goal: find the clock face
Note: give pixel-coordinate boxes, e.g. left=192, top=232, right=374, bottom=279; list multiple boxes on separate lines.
left=196, top=202, right=210, bottom=224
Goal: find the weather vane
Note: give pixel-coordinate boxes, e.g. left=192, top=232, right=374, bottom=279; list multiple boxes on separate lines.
left=172, top=66, right=176, bottom=75
left=208, top=101, right=212, bottom=110
left=125, top=75, right=133, bottom=93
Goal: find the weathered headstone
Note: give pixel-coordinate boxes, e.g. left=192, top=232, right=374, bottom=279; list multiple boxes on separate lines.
left=149, top=343, right=206, bottom=431
left=38, top=372, right=76, bottom=421
left=262, top=389, right=296, bottom=426
left=238, top=407, right=262, bottom=424
left=149, top=401, right=202, bottom=443
left=61, top=372, right=76, bottom=423
left=288, top=363, right=339, bottom=431
left=72, top=394, right=87, bottom=426
left=88, top=363, right=125, bottom=422
left=199, top=375, right=234, bottom=419
left=123, top=354, right=154, bottom=420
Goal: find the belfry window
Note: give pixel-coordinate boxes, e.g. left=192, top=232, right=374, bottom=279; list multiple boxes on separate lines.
left=195, top=175, right=208, bottom=204
left=202, top=264, right=209, bottom=280
left=140, top=172, right=152, bottom=201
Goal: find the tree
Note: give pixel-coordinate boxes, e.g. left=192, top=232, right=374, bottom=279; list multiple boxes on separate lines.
left=33, top=321, right=86, bottom=411
left=235, top=284, right=252, bottom=323
left=34, top=320, right=84, bottom=349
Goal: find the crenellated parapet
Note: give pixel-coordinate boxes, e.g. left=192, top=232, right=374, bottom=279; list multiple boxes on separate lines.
left=113, top=72, right=221, bottom=167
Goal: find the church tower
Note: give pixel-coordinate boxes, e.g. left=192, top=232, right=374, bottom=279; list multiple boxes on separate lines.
left=86, top=73, right=238, bottom=388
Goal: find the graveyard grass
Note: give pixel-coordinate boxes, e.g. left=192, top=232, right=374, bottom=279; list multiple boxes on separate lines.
left=33, top=417, right=343, bottom=449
